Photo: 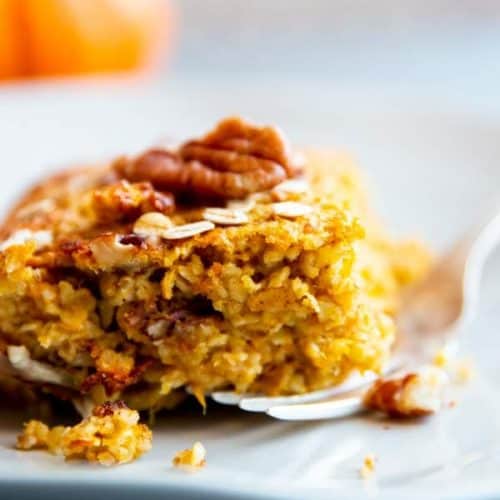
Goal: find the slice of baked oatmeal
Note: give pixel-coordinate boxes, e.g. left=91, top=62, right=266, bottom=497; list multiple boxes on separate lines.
left=0, top=117, right=430, bottom=411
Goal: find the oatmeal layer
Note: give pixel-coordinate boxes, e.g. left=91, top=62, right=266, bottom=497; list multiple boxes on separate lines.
left=0, top=118, right=430, bottom=411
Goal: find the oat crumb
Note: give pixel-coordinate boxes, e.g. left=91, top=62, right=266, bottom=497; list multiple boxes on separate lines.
left=360, top=454, right=376, bottom=479
left=16, top=401, right=152, bottom=466
left=433, top=349, right=475, bottom=385
left=433, top=348, right=450, bottom=368
left=16, top=420, right=65, bottom=454
left=173, top=441, right=206, bottom=470
left=454, top=359, right=475, bottom=384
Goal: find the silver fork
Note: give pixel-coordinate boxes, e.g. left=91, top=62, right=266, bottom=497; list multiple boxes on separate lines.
left=211, top=210, right=500, bottom=420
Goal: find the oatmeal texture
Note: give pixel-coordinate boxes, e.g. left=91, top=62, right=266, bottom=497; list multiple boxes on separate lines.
left=16, top=401, right=152, bottom=465
left=0, top=117, right=431, bottom=412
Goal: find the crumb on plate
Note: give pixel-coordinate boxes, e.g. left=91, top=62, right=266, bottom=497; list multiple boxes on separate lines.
left=172, top=441, right=206, bottom=470
left=360, top=454, right=377, bottom=479
left=432, top=348, right=450, bottom=368
left=433, top=348, right=475, bottom=385
left=453, top=358, right=475, bottom=384
left=16, top=420, right=66, bottom=454
left=16, top=401, right=152, bottom=466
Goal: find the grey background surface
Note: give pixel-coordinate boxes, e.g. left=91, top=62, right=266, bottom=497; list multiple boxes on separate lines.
left=171, top=0, right=500, bottom=93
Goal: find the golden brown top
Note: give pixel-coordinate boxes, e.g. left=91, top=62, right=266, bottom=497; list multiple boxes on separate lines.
left=0, top=116, right=317, bottom=272
left=0, top=118, right=431, bottom=308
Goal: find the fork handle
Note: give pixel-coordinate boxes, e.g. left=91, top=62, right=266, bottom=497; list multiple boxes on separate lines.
left=266, top=391, right=365, bottom=421
left=460, top=210, right=500, bottom=328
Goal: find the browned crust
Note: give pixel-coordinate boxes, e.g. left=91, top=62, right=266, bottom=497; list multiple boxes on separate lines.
left=92, top=400, right=127, bottom=417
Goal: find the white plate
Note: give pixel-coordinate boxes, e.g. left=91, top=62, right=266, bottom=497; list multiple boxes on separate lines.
left=1, top=80, right=500, bottom=500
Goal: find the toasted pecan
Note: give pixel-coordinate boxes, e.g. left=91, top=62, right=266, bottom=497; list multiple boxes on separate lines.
left=364, top=374, right=423, bottom=417
left=92, top=180, right=174, bottom=225
left=114, top=117, right=302, bottom=200
left=363, top=367, right=448, bottom=418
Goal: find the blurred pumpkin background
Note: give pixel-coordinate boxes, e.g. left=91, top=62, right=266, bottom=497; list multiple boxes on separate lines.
left=1, top=0, right=500, bottom=90
left=0, top=0, right=172, bottom=80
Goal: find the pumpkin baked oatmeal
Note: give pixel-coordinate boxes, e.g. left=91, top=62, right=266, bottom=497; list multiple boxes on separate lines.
left=0, top=117, right=430, bottom=413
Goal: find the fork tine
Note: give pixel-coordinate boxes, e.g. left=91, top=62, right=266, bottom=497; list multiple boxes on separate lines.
left=267, top=392, right=365, bottom=421
left=210, top=391, right=245, bottom=405
left=238, top=371, right=378, bottom=412
left=266, top=359, right=409, bottom=420
left=210, top=359, right=404, bottom=414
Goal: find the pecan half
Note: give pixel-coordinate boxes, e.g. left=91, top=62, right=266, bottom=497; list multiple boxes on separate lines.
left=363, top=367, right=448, bottom=418
left=114, top=117, right=302, bottom=200
left=92, top=180, right=175, bottom=225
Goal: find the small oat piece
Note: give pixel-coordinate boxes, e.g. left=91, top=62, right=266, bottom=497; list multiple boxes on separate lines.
left=133, top=212, right=173, bottom=238
left=433, top=348, right=475, bottom=384
left=16, top=401, right=152, bottom=466
left=173, top=441, right=206, bottom=470
left=63, top=401, right=152, bottom=465
left=433, top=348, right=449, bottom=368
left=273, top=178, right=309, bottom=195
left=16, top=420, right=65, bottom=453
left=363, top=366, right=448, bottom=417
left=163, top=221, right=215, bottom=240
left=360, top=454, right=377, bottom=479
left=271, top=201, right=312, bottom=218
left=202, top=207, right=249, bottom=226
left=146, top=319, right=170, bottom=339
left=17, top=420, right=48, bottom=450
left=453, top=358, right=475, bottom=384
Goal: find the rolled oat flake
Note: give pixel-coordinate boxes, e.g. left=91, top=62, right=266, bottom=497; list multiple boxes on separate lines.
left=163, top=221, right=215, bottom=240
left=271, top=201, right=313, bottom=218
left=202, top=207, right=249, bottom=225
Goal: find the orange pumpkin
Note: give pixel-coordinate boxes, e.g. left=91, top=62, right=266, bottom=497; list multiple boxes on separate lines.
left=0, top=0, right=171, bottom=79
